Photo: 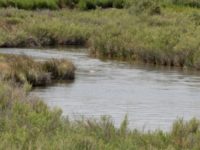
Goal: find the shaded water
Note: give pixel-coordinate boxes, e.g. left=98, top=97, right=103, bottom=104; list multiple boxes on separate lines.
left=1, top=48, right=200, bottom=131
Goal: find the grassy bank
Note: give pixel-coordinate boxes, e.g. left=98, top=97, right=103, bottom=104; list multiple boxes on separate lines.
left=0, top=54, right=75, bottom=86
left=0, top=81, right=199, bottom=149
left=0, top=2, right=200, bottom=69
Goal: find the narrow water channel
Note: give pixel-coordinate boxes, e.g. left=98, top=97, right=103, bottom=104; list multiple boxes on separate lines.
left=1, top=48, right=200, bottom=131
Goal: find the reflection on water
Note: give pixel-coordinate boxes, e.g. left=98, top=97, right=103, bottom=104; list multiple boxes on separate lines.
left=1, top=48, right=200, bottom=131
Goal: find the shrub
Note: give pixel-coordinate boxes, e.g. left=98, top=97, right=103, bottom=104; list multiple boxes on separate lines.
left=96, top=0, right=113, bottom=8
left=0, top=0, right=132, bottom=9
left=78, top=0, right=96, bottom=10
left=113, top=0, right=125, bottom=8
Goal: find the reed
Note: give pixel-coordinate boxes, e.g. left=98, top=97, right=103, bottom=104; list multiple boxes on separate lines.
left=0, top=1, right=200, bottom=69
left=0, top=54, right=75, bottom=86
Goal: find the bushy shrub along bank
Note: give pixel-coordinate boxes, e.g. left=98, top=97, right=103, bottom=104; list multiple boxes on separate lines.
left=0, top=81, right=200, bottom=149
left=0, top=0, right=129, bottom=10
left=0, top=54, right=75, bottom=86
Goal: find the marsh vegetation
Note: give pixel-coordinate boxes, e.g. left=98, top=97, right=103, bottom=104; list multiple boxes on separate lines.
left=0, top=80, right=200, bottom=149
left=0, top=54, right=75, bottom=86
left=0, top=0, right=200, bottom=69
left=0, top=0, right=200, bottom=149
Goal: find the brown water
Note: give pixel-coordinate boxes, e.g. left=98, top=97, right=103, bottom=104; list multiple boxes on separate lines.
left=1, top=48, right=200, bottom=131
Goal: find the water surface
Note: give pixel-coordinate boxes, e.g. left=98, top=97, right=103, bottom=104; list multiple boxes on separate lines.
left=1, top=48, right=200, bottom=131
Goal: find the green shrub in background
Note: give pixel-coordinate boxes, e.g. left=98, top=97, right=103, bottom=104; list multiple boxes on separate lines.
left=0, top=0, right=130, bottom=10
left=95, top=0, right=113, bottom=8
left=78, top=0, right=96, bottom=10
left=113, top=0, right=125, bottom=8
left=0, top=0, right=59, bottom=9
left=172, top=0, right=200, bottom=8
left=77, top=0, right=127, bottom=10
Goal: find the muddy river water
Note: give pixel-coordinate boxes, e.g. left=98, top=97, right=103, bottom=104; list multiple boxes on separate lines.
left=1, top=48, right=200, bottom=131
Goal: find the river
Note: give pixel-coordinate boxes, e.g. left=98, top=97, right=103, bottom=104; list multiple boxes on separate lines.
left=1, top=48, right=200, bottom=131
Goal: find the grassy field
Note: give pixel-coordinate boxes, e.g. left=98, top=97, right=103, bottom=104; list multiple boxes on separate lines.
left=0, top=1, right=200, bottom=69
left=0, top=80, right=199, bottom=149
left=0, top=54, right=75, bottom=86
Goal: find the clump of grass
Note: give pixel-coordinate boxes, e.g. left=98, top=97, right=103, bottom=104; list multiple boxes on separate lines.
left=0, top=54, right=75, bottom=86
left=44, top=59, right=75, bottom=80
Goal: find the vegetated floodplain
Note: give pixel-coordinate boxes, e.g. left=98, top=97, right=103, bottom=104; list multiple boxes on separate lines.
left=0, top=0, right=200, bottom=69
left=1, top=0, right=200, bottom=149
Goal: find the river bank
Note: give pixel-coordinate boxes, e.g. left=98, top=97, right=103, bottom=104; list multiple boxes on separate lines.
left=0, top=79, right=199, bottom=149
left=0, top=2, right=200, bottom=69
left=2, top=48, right=200, bottom=131
left=0, top=48, right=200, bottom=149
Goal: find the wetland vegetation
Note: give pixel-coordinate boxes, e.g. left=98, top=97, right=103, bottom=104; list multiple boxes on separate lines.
left=0, top=80, right=200, bottom=149
left=0, top=0, right=200, bottom=69
left=0, top=0, right=200, bottom=149
left=0, top=54, right=75, bottom=86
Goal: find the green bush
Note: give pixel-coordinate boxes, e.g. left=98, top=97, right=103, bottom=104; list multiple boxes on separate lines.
left=96, top=0, right=113, bottom=8
left=78, top=0, right=96, bottom=10
left=113, top=0, right=125, bottom=8
left=0, top=0, right=129, bottom=9
left=58, top=0, right=78, bottom=8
